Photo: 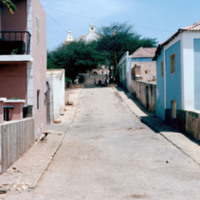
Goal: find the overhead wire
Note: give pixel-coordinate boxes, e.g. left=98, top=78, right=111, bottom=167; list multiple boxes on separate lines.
left=44, top=7, right=112, bottom=23
left=44, top=6, right=173, bottom=33
left=46, top=13, right=68, bottom=34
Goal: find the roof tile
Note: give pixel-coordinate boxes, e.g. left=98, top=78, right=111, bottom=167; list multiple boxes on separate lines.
left=130, top=47, right=157, bottom=58
left=181, top=21, right=200, bottom=31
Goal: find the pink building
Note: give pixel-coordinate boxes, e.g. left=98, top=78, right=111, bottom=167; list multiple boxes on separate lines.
left=0, top=0, right=47, bottom=138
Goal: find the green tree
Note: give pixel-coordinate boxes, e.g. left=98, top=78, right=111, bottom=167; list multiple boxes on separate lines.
left=48, top=41, right=105, bottom=81
left=97, top=23, right=157, bottom=81
left=0, top=0, right=16, bottom=14
left=48, top=23, right=157, bottom=82
left=47, top=51, right=58, bottom=69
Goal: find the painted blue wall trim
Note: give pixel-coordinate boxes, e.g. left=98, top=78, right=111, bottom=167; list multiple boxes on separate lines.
left=194, top=39, right=200, bottom=110
left=165, top=40, right=182, bottom=110
left=156, top=48, right=165, bottom=120
left=131, top=57, right=153, bottom=62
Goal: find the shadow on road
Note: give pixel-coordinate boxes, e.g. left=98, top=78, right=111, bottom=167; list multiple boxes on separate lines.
left=115, top=86, right=200, bottom=147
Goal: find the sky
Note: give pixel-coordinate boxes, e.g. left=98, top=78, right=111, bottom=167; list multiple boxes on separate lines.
left=40, top=0, right=200, bottom=51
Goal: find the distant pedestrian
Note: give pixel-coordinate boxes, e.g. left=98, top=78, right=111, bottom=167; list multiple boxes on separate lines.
left=107, top=77, right=110, bottom=86
left=105, top=79, right=108, bottom=87
left=105, top=75, right=109, bottom=87
left=98, top=79, right=102, bottom=86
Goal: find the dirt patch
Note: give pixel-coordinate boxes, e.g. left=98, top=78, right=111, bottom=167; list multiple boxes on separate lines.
left=129, top=194, right=147, bottom=199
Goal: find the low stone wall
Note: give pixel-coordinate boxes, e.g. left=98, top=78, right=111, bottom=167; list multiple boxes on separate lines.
left=185, top=111, right=200, bottom=141
left=68, top=83, right=117, bottom=89
left=84, top=74, right=107, bottom=85
left=0, top=118, right=34, bottom=173
left=131, top=80, right=156, bottom=113
left=69, top=84, right=84, bottom=88
left=165, top=109, right=200, bottom=142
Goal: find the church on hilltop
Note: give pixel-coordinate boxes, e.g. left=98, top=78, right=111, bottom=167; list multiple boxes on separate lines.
left=64, top=29, right=75, bottom=45
left=64, top=24, right=108, bottom=85
left=64, top=24, right=101, bottom=44
left=77, top=24, right=101, bottom=43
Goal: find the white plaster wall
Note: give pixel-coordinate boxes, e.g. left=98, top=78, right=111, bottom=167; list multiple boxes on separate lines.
left=182, top=32, right=200, bottom=110
left=125, top=52, right=132, bottom=93
left=126, top=59, right=132, bottom=92
left=53, top=73, right=65, bottom=118
left=46, top=70, right=65, bottom=121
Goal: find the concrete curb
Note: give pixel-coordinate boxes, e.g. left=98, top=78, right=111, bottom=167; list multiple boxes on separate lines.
left=0, top=130, right=65, bottom=193
left=0, top=89, right=81, bottom=195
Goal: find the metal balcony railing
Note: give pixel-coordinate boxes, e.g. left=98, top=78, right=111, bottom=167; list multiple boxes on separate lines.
left=0, top=31, right=31, bottom=55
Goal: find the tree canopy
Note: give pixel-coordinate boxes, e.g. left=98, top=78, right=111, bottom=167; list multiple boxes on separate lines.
left=97, top=23, right=157, bottom=68
left=48, top=41, right=105, bottom=80
left=0, top=0, right=16, bottom=14
left=48, top=23, right=157, bottom=81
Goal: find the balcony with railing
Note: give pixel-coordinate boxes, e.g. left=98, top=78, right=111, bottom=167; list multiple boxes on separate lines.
left=0, top=31, right=31, bottom=55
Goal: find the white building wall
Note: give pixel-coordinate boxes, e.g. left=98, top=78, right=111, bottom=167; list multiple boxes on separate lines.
left=182, top=32, right=194, bottom=110
left=53, top=73, right=65, bottom=119
left=182, top=32, right=195, bottom=110
left=182, top=32, right=200, bottom=110
left=46, top=70, right=65, bottom=122
left=125, top=52, right=132, bottom=93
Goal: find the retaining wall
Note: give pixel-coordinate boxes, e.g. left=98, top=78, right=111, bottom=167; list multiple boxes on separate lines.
left=165, top=109, right=200, bottom=142
left=131, top=80, right=156, bottom=113
left=185, top=111, right=200, bottom=141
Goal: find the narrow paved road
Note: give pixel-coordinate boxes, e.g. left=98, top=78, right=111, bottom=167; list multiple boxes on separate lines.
left=32, top=88, right=200, bottom=199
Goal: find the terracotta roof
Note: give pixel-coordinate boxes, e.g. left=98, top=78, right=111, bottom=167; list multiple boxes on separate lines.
left=164, top=21, right=200, bottom=46
left=130, top=47, right=157, bottom=58
left=181, top=21, right=200, bottom=31
left=153, top=21, right=200, bottom=60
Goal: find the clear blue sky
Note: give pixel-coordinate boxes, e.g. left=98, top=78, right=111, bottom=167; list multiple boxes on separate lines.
left=40, top=0, right=200, bottom=51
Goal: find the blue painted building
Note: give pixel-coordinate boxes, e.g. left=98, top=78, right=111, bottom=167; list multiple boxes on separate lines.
left=154, top=21, right=200, bottom=120
left=118, top=47, right=156, bottom=92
